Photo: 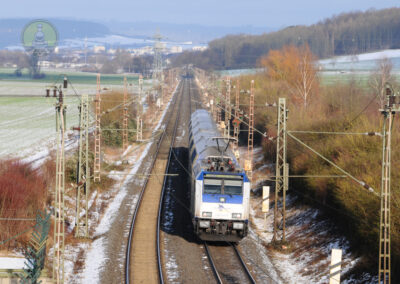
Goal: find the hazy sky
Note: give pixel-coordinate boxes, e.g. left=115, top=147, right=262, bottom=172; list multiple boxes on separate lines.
left=2, top=0, right=399, bottom=27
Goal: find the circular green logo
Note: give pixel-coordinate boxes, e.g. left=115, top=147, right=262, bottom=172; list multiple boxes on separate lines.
left=21, top=20, right=58, bottom=54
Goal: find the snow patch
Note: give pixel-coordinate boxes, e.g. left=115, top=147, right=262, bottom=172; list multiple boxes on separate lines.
left=80, top=82, right=178, bottom=283
left=320, top=49, right=400, bottom=64
left=0, top=257, right=26, bottom=269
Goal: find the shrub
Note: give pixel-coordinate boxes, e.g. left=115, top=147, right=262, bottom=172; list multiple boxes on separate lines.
left=98, top=91, right=137, bottom=147
left=0, top=160, right=46, bottom=249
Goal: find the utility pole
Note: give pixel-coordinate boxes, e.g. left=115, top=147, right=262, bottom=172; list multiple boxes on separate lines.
left=246, top=80, right=255, bottom=181
left=94, top=74, right=101, bottom=182
left=378, top=83, right=399, bottom=284
left=123, top=77, right=129, bottom=150
left=273, top=97, right=289, bottom=244
left=137, top=75, right=143, bottom=141
left=52, top=85, right=66, bottom=284
left=233, top=78, right=240, bottom=150
left=75, top=94, right=90, bottom=238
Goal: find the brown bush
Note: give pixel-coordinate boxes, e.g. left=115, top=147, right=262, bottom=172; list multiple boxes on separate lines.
left=241, top=67, right=400, bottom=279
left=0, top=159, right=46, bottom=249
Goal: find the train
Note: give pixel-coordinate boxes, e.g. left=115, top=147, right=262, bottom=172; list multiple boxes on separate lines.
left=189, top=109, right=250, bottom=242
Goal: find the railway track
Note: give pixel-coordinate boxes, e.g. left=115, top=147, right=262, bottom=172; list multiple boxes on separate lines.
left=125, top=78, right=184, bottom=284
left=125, top=73, right=257, bottom=284
left=205, top=242, right=257, bottom=284
left=189, top=74, right=257, bottom=284
left=187, top=75, right=257, bottom=284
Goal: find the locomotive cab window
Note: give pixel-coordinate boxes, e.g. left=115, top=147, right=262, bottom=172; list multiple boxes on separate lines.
left=204, top=179, right=222, bottom=194
left=224, top=179, right=243, bottom=195
left=203, top=178, right=243, bottom=195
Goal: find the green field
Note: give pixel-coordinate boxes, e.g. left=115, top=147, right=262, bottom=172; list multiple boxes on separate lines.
left=0, top=68, right=153, bottom=157
left=0, top=96, right=80, bottom=157
left=0, top=68, right=139, bottom=85
left=319, top=71, right=372, bottom=87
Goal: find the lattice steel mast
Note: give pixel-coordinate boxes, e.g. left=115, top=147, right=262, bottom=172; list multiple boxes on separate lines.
left=123, top=77, right=129, bottom=150
left=75, top=94, right=90, bottom=238
left=233, top=78, right=240, bottom=150
left=52, top=87, right=66, bottom=284
left=94, top=74, right=101, bottom=182
left=273, top=98, right=289, bottom=243
left=224, top=77, right=231, bottom=138
left=152, top=32, right=164, bottom=84
left=137, top=75, right=143, bottom=141
left=378, top=84, right=399, bottom=284
left=246, top=80, right=255, bottom=181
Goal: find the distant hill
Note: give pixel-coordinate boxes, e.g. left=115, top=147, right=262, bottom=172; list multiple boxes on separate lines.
left=0, top=18, right=110, bottom=49
left=106, top=21, right=274, bottom=44
left=171, top=7, right=400, bottom=70
left=0, top=18, right=274, bottom=49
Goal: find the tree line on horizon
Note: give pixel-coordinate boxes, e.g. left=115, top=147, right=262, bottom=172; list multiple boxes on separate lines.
left=172, top=7, right=400, bottom=70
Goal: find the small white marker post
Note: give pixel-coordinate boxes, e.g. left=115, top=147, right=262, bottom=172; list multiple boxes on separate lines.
left=329, top=248, right=342, bottom=284
left=262, top=186, right=270, bottom=230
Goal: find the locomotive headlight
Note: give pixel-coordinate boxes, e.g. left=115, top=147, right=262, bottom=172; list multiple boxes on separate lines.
left=199, top=220, right=210, bottom=228
left=232, top=213, right=242, bottom=219
left=202, top=212, right=212, bottom=218
left=233, top=222, right=244, bottom=230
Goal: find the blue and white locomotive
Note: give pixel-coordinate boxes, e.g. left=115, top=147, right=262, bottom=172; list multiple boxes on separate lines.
left=189, top=109, right=250, bottom=242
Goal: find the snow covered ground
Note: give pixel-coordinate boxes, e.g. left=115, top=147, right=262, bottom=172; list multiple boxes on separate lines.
left=319, top=49, right=400, bottom=72
left=0, top=96, right=79, bottom=158
left=249, top=149, right=376, bottom=283
left=0, top=257, right=26, bottom=270
left=0, top=79, right=154, bottom=159
left=63, top=83, right=177, bottom=283
left=320, top=49, right=400, bottom=64
left=79, top=144, right=150, bottom=283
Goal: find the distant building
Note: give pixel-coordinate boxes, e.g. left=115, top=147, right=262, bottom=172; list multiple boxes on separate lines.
left=93, top=46, right=106, bottom=53
left=129, top=46, right=154, bottom=56
left=192, top=46, right=207, bottom=51
left=170, top=46, right=183, bottom=54
left=38, top=61, right=51, bottom=68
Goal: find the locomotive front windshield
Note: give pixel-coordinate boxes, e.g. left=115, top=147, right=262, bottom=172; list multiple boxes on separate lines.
left=204, top=178, right=243, bottom=195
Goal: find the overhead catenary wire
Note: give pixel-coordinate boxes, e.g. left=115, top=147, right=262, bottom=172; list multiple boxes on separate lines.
left=0, top=226, right=34, bottom=246
left=287, top=131, right=378, bottom=196
left=288, top=130, right=382, bottom=136
left=0, top=218, right=36, bottom=221
left=344, top=91, right=381, bottom=129
left=192, top=98, right=270, bottom=139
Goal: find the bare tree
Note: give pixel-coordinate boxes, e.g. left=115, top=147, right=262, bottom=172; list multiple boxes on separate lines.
left=369, top=57, right=393, bottom=108
left=260, top=44, right=318, bottom=108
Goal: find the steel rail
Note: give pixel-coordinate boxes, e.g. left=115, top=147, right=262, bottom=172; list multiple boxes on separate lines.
left=204, top=242, right=257, bottom=284
left=125, top=80, right=183, bottom=284
left=204, top=242, right=223, bottom=284
left=156, top=78, right=186, bottom=284
left=191, top=72, right=256, bottom=284
left=232, top=243, right=257, bottom=284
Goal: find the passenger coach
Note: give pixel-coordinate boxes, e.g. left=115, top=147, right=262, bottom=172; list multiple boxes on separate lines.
left=189, top=109, right=250, bottom=242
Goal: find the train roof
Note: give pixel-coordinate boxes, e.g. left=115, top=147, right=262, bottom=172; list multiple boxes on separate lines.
left=189, top=109, right=242, bottom=174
